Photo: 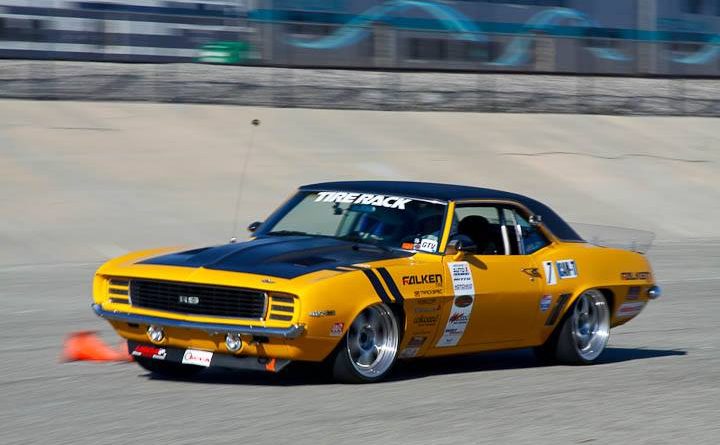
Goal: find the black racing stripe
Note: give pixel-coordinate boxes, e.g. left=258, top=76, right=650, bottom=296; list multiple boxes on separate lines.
left=545, top=293, right=571, bottom=326
left=376, top=267, right=404, bottom=304
left=361, top=269, right=393, bottom=305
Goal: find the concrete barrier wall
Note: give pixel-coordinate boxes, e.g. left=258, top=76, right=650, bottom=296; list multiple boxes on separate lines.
left=1, top=61, right=719, bottom=116
left=1, top=99, right=718, bottom=269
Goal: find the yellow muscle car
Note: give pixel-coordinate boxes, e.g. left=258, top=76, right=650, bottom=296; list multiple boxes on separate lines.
left=92, top=181, right=660, bottom=383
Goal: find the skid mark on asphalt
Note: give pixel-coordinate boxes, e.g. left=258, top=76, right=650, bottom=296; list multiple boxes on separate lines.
left=501, top=151, right=710, bottom=163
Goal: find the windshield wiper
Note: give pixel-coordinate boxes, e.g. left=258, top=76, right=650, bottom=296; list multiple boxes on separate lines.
left=265, top=230, right=310, bottom=237
left=337, top=234, right=393, bottom=253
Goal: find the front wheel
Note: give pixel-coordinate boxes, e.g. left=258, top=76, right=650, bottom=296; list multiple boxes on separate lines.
left=555, top=289, right=611, bottom=364
left=332, top=303, right=400, bottom=383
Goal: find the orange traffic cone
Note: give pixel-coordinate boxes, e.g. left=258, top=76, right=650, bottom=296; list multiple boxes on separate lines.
left=61, top=331, right=131, bottom=362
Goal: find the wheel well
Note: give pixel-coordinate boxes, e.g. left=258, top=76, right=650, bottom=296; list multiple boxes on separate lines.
left=597, top=288, right=615, bottom=313
left=388, top=303, right=406, bottom=341
left=544, top=287, right=614, bottom=347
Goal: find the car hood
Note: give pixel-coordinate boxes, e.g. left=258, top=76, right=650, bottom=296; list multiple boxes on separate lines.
left=138, top=236, right=413, bottom=279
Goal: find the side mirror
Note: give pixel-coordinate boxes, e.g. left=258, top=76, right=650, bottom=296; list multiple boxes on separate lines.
left=247, top=221, right=262, bottom=233
left=445, top=237, right=478, bottom=256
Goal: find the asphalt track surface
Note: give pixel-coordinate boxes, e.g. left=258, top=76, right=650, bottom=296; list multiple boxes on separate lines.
left=1, top=100, right=719, bottom=444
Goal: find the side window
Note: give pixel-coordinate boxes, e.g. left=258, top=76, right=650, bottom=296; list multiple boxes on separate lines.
left=503, top=208, right=550, bottom=255
left=451, top=205, right=504, bottom=255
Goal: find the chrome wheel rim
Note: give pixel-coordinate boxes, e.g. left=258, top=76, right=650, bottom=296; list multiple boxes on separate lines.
left=347, top=304, right=399, bottom=378
left=571, top=289, right=610, bottom=361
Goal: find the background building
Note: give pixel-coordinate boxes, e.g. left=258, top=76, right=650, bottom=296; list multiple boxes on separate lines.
left=1, top=0, right=718, bottom=75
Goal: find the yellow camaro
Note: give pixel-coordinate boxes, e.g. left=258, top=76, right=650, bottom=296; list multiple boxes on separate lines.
left=92, top=181, right=660, bottom=383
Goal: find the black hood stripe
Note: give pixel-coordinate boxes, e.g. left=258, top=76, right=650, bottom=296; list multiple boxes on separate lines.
left=377, top=267, right=404, bottom=304
left=139, top=236, right=413, bottom=279
left=361, top=269, right=393, bottom=305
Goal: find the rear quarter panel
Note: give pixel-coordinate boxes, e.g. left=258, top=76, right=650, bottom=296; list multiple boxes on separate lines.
left=534, top=242, right=656, bottom=344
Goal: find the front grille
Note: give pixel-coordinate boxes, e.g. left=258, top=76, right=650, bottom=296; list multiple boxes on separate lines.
left=108, top=278, right=130, bottom=304
left=130, top=280, right=267, bottom=319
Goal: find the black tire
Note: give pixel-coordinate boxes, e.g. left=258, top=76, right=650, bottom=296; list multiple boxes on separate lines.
left=331, top=304, right=400, bottom=383
left=134, top=356, right=205, bottom=379
left=554, top=289, right=611, bottom=365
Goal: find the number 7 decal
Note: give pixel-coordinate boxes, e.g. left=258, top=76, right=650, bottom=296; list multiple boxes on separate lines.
left=543, top=260, right=557, bottom=285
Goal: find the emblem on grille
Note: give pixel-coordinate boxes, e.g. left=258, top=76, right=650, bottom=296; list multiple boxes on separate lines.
left=178, top=295, right=200, bottom=305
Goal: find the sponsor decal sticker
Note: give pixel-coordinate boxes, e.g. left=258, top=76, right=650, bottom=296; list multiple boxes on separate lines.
left=542, top=261, right=557, bottom=285
left=437, top=262, right=476, bottom=347
left=556, top=260, right=578, bottom=279
left=616, top=302, right=645, bottom=318
left=413, top=314, right=439, bottom=326
left=621, top=272, right=652, bottom=281
left=539, top=295, right=552, bottom=312
left=418, top=237, right=438, bottom=253
left=132, top=345, right=167, bottom=360
left=448, top=261, right=475, bottom=296
left=314, top=191, right=413, bottom=210
left=448, top=312, right=468, bottom=324
left=182, top=349, right=213, bottom=367
left=414, top=288, right=443, bottom=297
left=414, top=304, right=441, bottom=313
left=626, top=286, right=641, bottom=300
left=399, top=336, right=427, bottom=358
left=330, top=322, right=345, bottom=337
left=417, top=298, right=440, bottom=305
left=402, top=274, right=443, bottom=287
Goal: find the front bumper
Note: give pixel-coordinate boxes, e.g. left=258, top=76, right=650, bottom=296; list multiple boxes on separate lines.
left=128, top=341, right=291, bottom=372
left=91, top=304, right=305, bottom=339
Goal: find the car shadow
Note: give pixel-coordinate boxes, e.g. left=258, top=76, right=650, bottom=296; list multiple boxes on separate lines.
left=142, top=346, right=687, bottom=386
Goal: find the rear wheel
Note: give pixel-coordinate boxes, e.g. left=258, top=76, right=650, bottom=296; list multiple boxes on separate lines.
left=555, top=289, right=611, bottom=364
left=332, top=303, right=400, bottom=383
left=134, top=356, right=205, bottom=378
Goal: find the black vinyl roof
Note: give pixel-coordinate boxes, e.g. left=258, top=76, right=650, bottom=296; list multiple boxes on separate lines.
left=300, top=181, right=583, bottom=242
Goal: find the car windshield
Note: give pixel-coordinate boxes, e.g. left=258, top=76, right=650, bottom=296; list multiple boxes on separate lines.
left=260, top=191, right=448, bottom=253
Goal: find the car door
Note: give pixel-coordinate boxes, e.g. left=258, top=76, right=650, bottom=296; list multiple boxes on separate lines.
left=435, top=204, right=547, bottom=349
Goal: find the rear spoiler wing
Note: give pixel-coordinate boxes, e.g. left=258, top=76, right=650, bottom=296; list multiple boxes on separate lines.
left=569, top=223, right=655, bottom=254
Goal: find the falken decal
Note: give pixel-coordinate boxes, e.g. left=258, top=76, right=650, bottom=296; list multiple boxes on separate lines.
left=402, top=274, right=443, bottom=286
left=556, top=259, right=578, bottom=279
left=437, top=261, right=475, bottom=347
left=542, top=261, right=557, bottom=285
left=314, top=191, right=412, bottom=210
